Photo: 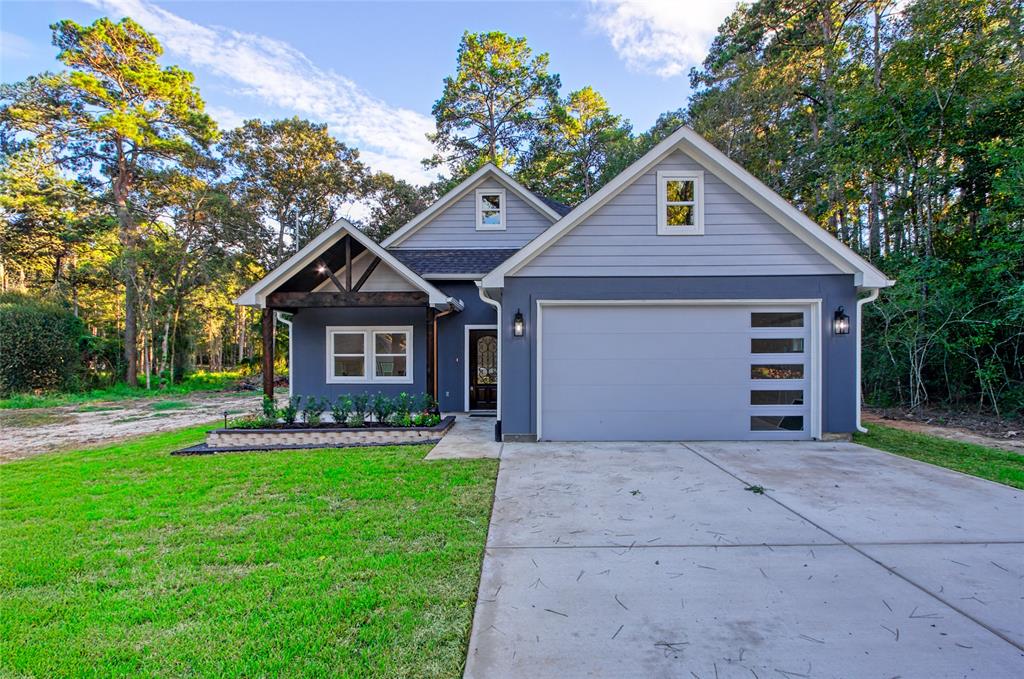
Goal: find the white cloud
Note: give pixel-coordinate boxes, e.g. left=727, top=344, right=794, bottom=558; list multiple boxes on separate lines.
left=587, top=0, right=739, bottom=78
left=204, top=105, right=246, bottom=132
left=87, top=0, right=438, bottom=184
left=1, top=30, right=34, bottom=60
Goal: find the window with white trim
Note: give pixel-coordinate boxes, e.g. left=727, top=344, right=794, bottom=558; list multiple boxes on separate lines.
left=326, top=326, right=413, bottom=383
left=476, top=188, right=506, bottom=231
left=657, top=170, right=704, bottom=235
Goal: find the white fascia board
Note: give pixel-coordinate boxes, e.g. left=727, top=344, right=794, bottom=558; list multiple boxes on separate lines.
left=381, top=163, right=561, bottom=248
left=482, top=126, right=893, bottom=290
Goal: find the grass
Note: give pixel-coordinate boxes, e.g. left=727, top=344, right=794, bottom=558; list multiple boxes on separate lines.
left=0, top=425, right=499, bottom=677
left=855, top=422, right=1024, bottom=489
left=0, top=370, right=249, bottom=410
left=0, top=410, right=72, bottom=428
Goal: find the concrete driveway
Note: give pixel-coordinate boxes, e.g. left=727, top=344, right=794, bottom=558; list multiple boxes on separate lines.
left=465, top=441, right=1024, bottom=678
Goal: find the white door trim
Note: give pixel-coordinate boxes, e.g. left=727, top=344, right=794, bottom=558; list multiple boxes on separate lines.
left=464, top=324, right=498, bottom=412
left=535, top=299, right=823, bottom=441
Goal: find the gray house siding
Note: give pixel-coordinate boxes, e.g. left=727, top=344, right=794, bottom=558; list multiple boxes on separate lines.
left=396, top=178, right=553, bottom=250
left=499, top=275, right=858, bottom=439
left=516, top=150, right=840, bottom=277
left=289, top=306, right=429, bottom=402
left=435, top=281, right=498, bottom=412
left=287, top=284, right=496, bottom=410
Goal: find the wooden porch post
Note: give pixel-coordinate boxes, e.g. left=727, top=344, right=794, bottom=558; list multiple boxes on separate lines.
left=262, top=308, right=274, bottom=400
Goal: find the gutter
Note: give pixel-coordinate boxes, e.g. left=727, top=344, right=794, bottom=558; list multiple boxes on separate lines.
left=274, top=311, right=294, bottom=399
left=855, top=288, right=881, bottom=433
left=476, top=283, right=502, bottom=442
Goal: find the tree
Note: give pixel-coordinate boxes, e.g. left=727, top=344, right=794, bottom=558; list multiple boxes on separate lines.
left=0, top=141, right=109, bottom=303
left=519, top=87, right=631, bottom=205
left=427, top=31, right=561, bottom=176
left=0, top=18, right=218, bottom=386
left=359, top=171, right=432, bottom=242
left=221, top=117, right=366, bottom=266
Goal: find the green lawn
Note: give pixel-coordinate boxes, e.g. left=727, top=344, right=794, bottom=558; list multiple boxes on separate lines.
left=0, top=425, right=498, bottom=677
left=855, top=422, right=1024, bottom=489
left=0, top=370, right=251, bottom=410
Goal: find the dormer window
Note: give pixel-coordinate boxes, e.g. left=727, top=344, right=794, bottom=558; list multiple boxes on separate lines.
left=657, top=170, right=704, bottom=235
left=476, top=188, right=506, bottom=231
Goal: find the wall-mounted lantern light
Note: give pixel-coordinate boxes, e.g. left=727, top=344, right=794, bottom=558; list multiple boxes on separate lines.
left=512, top=309, right=525, bottom=337
left=833, top=306, right=850, bottom=335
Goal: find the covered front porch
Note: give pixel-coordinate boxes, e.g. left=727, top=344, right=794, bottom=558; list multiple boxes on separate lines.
left=235, top=220, right=464, bottom=403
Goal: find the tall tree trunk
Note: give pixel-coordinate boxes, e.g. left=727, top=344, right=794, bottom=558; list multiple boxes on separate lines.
left=114, top=165, right=139, bottom=386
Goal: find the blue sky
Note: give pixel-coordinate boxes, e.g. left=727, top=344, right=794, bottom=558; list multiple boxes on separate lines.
left=1, top=0, right=739, bottom=185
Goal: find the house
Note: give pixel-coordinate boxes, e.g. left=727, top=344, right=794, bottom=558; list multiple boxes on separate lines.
left=236, top=126, right=893, bottom=442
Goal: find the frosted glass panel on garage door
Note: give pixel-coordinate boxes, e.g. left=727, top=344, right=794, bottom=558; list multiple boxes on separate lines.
left=538, top=304, right=813, bottom=441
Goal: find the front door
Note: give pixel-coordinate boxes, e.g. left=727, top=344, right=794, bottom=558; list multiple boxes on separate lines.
left=468, top=329, right=498, bottom=410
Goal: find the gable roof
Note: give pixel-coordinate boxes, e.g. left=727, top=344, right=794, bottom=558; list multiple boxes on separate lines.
left=481, top=126, right=894, bottom=290
left=380, top=163, right=564, bottom=248
left=235, top=219, right=461, bottom=309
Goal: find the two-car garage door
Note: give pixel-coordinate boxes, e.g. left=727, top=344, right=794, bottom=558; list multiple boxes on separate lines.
left=538, top=303, right=817, bottom=441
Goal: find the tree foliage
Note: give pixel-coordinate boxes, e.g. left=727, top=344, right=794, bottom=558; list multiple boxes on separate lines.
left=1, top=17, right=218, bottom=386
left=427, top=31, right=560, bottom=177
left=221, top=117, right=365, bottom=266
left=0, top=291, right=87, bottom=395
left=519, top=87, right=631, bottom=205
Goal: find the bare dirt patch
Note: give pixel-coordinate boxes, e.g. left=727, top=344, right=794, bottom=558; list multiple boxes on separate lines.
left=0, top=391, right=264, bottom=463
left=863, top=406, right=1023, bottom=455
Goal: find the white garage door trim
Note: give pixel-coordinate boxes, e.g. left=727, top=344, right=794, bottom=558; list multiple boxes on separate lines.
left=535, top=299, right=823, bottom=441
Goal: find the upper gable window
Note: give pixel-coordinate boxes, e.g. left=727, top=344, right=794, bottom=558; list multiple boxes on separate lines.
left=476, top=188, right=506, bottom=231
left=657, top=170, right=704, bottom=236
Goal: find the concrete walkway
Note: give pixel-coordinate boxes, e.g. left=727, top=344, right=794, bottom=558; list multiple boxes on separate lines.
left=465, top=440, right=1024, bottom=678
left=425, top=413, right=502, bottom=459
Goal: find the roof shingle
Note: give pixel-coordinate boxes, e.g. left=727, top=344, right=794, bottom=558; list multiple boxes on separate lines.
left=388, top=248, right=521, bottom=276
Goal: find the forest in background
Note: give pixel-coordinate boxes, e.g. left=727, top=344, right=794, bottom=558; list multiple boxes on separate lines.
left=1, top=0, right=1021, bottom=419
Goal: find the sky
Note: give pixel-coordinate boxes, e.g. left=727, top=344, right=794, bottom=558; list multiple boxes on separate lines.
left=0, top=0, right=741, bottom=188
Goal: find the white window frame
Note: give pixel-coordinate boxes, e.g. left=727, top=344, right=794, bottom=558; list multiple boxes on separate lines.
left=476, top=188, right=506, bottom=231
left=325, top=325, right=413, bottom=384
left=657, top=170, right=704, bottom=236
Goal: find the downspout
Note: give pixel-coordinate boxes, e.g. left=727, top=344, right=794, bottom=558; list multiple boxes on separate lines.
left=274, top=311, right=293, bottom=399
left=855, top=288, right=880, bottom=433
left=476, top=283, right=502, bottom=441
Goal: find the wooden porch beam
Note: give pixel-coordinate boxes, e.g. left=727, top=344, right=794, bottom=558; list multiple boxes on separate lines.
left=352, top=256, right=381, bottom=292
left=266, top=291, right=428, bottom=309
left=345, top=236, right=352, bottom=291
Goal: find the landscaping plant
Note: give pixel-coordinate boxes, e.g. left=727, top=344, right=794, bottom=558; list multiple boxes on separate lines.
left=280, top=395, right=301, bottom=425
left=330, top=394, right=353, bottom=425
left=302, top=396, right=326, bottom=425
left=352, top=392, right=370, bottom=421
left=370, top=392, right=393, bottom=424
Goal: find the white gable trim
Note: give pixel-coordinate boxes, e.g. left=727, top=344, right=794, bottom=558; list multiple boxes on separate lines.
left=381, top=163, right=561, bottom=248
left=482, top=127, right=893, bottom=290
left=235, top=219, right=458, bottom=309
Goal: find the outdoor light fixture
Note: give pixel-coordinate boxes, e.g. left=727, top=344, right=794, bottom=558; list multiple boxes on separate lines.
left=513, top=309, right=525, bottom=337
left=833, top=306, right=850, bottom=335
left=317, top=265, right=327, bottom=274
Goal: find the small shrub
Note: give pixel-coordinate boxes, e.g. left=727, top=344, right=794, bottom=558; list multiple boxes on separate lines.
left=280, top=395, right=301, bottom=425
left=303, top=396, right=326, bottom=425
left=370, top=392, right=393, bottom=424
left=346, top=412, right=365, bottom=427
left=411, top=412, right=441, bottom=427
left=261, top=395, right=278, bottom=421
left=352, top=392, right=370, bottom=420
left=330, top=394, right=353, bottom=425
left=229, top=415, right=268, bottom=430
